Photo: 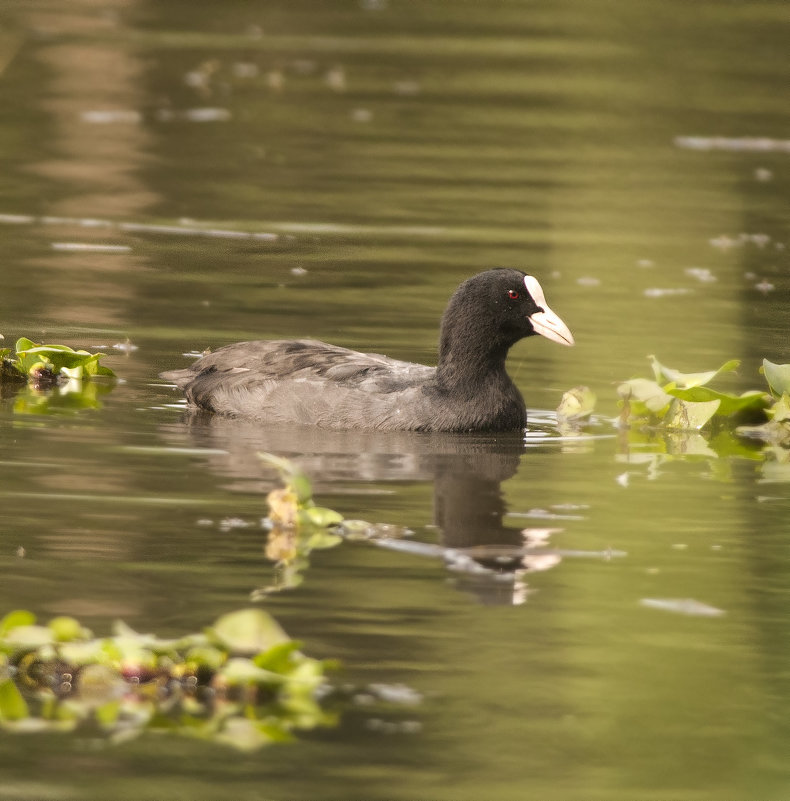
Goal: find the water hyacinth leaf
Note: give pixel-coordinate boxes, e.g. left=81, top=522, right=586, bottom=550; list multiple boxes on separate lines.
left=4, top=624, right=55, bottom=648
left=12, top=339, right=116, bottom=380
left=14, top=338, right=36, bottom=353
left=219, top=657, right=283, bottom=685
left=49, top=616, right=88, bottom=642
left=556, top=385, right=597, bottom=421
left=666, top=386, right=769, bottom=417
left=210, top=608, right=290, bottom=655
left=0, top=610, right=36, bottom=637
left=58, top=640, right=106, bottom=666
left=0, top=679, right=29, bottom=721
left=740, top=395, right=790, bottom=445
left=77, top=664, right=127, bottom=707
left=665, top=398, right=720, bottom=430
left=185, top=645, right=226, bottom=670
left=762, top=360, right=790, bottom=397
left=95, top=699, right=122, bottom=728
left=772, top=394, right=790, bottom=423
left=259, top=452, right=312, bottom=503
left=617, top=378, right=674, bottom=414
left=302, top=506, right=344, bottom=528
left=649, top=355, right=739, bottom=389
left=253, top=641, right=303, bottom=673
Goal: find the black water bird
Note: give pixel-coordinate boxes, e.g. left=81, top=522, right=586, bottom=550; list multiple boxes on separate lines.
left=160, top=269, right=574, bottom=432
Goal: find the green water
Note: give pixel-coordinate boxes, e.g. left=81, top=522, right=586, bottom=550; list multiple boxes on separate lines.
left=0, top=0, right=789, bottom=798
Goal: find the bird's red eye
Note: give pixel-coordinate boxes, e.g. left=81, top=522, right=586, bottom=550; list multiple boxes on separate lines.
left=507, top=289, right=519, bottom=299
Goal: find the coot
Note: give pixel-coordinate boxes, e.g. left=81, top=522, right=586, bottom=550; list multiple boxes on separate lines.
left=161, top=269, right=574, bottom=432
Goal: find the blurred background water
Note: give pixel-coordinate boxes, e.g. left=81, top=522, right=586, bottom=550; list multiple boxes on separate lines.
left=0, top=1, right=788, bottom=799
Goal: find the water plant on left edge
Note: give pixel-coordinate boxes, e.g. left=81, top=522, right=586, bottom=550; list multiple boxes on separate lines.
left=0, top=337, right=117, bottom=413
left=0, top=608, right=337, bottom=751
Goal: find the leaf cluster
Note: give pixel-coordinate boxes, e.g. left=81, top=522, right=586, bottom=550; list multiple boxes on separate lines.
left=0, top=608, right=335, bottom=751
left=617, top=356, right=783, bottom=433
left=1, top=338, right=116, bottom=385
left=256, top=453, right=344, bottom=594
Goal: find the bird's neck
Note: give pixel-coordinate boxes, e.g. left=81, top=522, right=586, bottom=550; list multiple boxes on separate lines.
left=435, top=318, right=512, bottom=393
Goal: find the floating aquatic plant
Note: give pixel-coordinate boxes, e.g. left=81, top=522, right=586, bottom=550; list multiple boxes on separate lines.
left=2, top=338, right=116, bottom=386
left=0, top=608, right=336, bottom=751
left=1, top=337, right=117, bottom=413
left=736, top=360, right=790, bottom=446
left=255, top=453, right=344, bottom=595
left=617, top=355, right=771, bottom=432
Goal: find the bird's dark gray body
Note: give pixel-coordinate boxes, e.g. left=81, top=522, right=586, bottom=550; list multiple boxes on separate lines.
left=161, top=269, right=574, bottom=432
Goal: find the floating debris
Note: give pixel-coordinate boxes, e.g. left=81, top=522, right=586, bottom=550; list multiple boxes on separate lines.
left=640, top=597, right=725, bottom=617
left=351, top=108, right=373, bottom=123
left=644, top=287, right=693, bottom=298
left=80, top=109, right=142, bottom=124
left=51, top=242, right=131, bottom=253
left=155, top=107, right=232, bottom=123
left=324, top=66, right=346, bottom=92
left=684, top=267, right=717, bottom=283
left=393, top=80, right=421, bottom=96
left=232, top=62, right=259, bottom=79
left=674, top=135, right=790, bottom=153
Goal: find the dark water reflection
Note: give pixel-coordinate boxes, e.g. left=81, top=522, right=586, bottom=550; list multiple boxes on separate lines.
left=160, top=411, right=589, bottom=605
left=1, top=0, right=790, bottom=798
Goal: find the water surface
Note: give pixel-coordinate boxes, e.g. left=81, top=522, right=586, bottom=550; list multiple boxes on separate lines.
left=0, top=1, right=789, bottom=799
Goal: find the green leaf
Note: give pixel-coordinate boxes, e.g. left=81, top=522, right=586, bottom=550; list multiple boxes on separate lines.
left=259, top=453, right=312, bottom=503
left=762, top=360, right=790, bottom=397
left=0, top=610, right=36, bottom=637
left=0, top=678, right=29, bottom=721
left=253, top=641, right=303, bottom=674
left=3, top=625, right=54, bottom=648
left=49, top=616, right=87, bottom=642
left=664, top=398, right=720, bottom=430
left=617, top=378, right=673, bottom=414
left=650, top=355, right=740, bottom=389
left=302, top=506, right=344, bottom=528
left=219, top=657, right=283, bottom=685
left=556, top=385, right=597, bottom=421
left=209, top=609, right=291, bottom=656
left=14, top=338, right=36, bottom=353
left=770, top=394, right=790, bottom=423
left=666, top=386, right=769, bottom=417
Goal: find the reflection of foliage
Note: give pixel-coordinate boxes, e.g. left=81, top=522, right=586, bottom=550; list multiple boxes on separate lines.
left=1, top=337, right=117, bottom=414
left=256, top=453, right=343, bottom=596
left=0, top=608, right=336, bottom=751
left=10, top=379, right=116, bottom=415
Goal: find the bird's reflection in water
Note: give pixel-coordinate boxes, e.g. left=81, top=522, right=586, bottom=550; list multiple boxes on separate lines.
left=160, top=410, right=609, bottom=605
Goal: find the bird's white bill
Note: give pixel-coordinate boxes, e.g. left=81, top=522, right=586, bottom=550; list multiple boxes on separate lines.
left=529, top=307, right=575, bottom=346
left=523, top=274, right=574, bottom=346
